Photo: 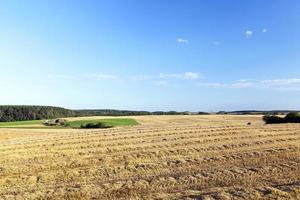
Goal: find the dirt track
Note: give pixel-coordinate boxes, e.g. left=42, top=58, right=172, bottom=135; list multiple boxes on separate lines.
left=0, top=115, right=300, bottom=199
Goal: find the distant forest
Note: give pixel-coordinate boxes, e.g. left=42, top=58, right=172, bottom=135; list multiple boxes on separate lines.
left=0, top=106, right=75, bottom=122
left=74, top=109, right=208, bottom=116
left=0, top=106, right=208, bottom=122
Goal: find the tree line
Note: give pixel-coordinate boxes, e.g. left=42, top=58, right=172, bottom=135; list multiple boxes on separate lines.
left=0, top=106, right=209, bottom=122
left=0, top=106, right=75, bottom=122
left=74, top=109, right=209, bottom=116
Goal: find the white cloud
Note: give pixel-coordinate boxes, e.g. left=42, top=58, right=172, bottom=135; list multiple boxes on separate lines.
left=130, top=72, right=201, bottom=84
left=130, top=75, right=153, bottom=81
left=262, top=28, right=268, bottom=33
left=48, top=73, right=118, bottom=81
left=198, top=78, right=300, bottom=91
left=47, top=74, right=74, bottom=80
left=212, top=41, right=221, bottom=46
left=177, top=38, right=189, bottom=44
left=183, top=72, right=200, bottom=79
left=260, top=78, right=300, bottom=86
left=245, top=30, right=253, bottom=38
left=48, top=72, right=202, bottom=83
left=159, top=72, right=200, bottom=80
left=197, top=81, right=255, bottom=89
left=154, top=80, right=168, bottom=86
left=82, top=73, right=117, bottom=80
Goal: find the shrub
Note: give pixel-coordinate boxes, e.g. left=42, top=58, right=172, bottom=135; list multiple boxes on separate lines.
left=263, top=115, right=286, bottom=124
left=284, top=112, right=300, bottom=123
left=263, top=112, right=300, bottom=124
left=80, top=122, right=111, bottom=129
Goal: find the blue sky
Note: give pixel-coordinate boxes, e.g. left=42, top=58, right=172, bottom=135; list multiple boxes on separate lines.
left=0, top=0, right=300, bottom=111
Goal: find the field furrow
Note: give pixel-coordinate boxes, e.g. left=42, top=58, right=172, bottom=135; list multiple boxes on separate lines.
left=0, top=115, right=300, bottom=199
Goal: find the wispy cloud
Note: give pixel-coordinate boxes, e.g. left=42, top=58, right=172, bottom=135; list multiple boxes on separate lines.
left=176, top=38, right=189, bottom=44
left=245, top=30, right=253, bottom=38
left=82, top=73, right=117, bottom=81
left=262, top=28, right=268, bottom=33
left=130, top=75, right=153, bottom=81
left=212, top=41, right=221, bottom=46
left=50, top=72, right=201, bottom=83
left=198, top=78, right=300, bottom=91
left=47, top=74, right=74, bottom=80
left=260, top=78, right=300, bottom=86
left=48, top=73, right=118, bottom=81
left=159, top=72, right=200, bottom=80
left=154, top=80, right=168, bottom=86
left=198, top=80, right=254, bottom=89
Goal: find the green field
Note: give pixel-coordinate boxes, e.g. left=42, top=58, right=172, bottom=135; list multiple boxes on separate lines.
left=0, top=118, right=139, bottom=128
left=65, top=118, right=139, bottom=128
left=0, top=120, right=42, bottom=127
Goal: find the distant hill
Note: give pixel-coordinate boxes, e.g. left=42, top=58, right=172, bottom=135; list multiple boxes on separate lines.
left=216, top=110, right=300, bottom=115
left=74, top=109, right=209, bottom=116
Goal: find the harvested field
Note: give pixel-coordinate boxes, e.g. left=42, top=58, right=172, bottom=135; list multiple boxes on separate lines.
left=0, top=115, right=300, bottom=199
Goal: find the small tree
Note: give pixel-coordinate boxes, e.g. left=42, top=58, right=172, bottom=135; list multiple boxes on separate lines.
left=263, top=115, right=286, bottom=124
left=285, top=112, right=300, bottom=123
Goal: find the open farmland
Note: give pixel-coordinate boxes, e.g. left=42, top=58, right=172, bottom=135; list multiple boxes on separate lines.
left=0, top=115, right=300, bottom=199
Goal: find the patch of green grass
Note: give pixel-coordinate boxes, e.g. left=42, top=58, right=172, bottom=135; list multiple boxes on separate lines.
left=65, top=118, right=139, bottom=128
left=0, top=126, right=68, bottom=129
left=0, top=120, right=65, bottom=129
left=0, top=118, right=139, bottom=129
left=0, top=120, right=42, bottom=127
